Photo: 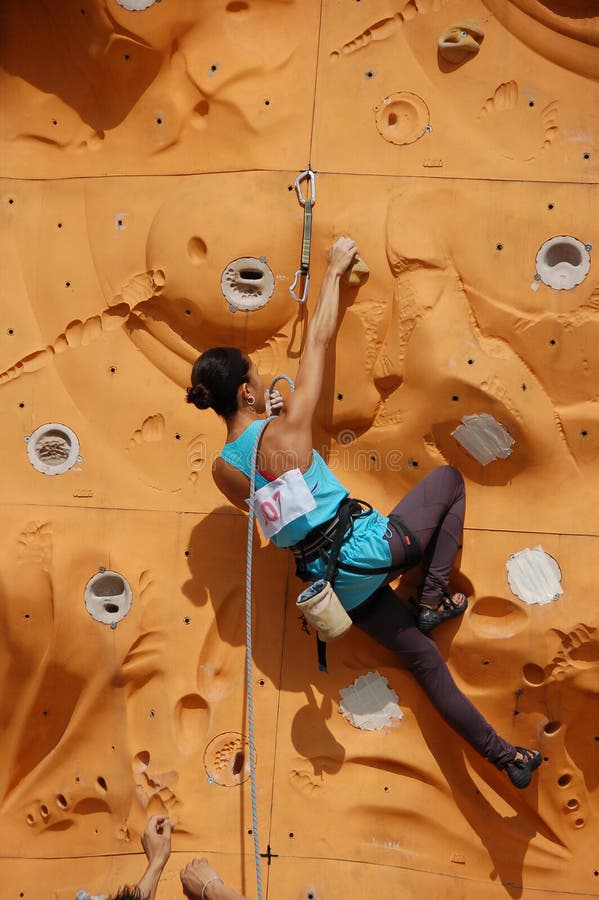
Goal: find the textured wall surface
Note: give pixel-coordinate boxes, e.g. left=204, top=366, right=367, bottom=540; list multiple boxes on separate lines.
left=1, top=1, right=598, bottom=898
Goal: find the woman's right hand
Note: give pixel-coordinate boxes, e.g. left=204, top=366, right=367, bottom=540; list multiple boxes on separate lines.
left=328, top=236, right=358, bottom=276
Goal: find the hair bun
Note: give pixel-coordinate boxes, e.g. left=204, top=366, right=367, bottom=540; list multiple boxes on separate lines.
left=186, top=383, right=212, bottom=409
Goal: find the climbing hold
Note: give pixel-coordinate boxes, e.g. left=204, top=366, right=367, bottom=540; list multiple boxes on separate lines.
left=339, top=671, right=403, bottom=731
left=506, top=546, right=563, bottom=605
left=221, top=257, right=275, bottom=312
left=203, top=732, right=251, bottom=786
left=26, top=423, right=81, bottom=475
left=535, top=236, right=591, bottom=290
left=114, top=0, right=158, bottom=9
left=84, top=571, right=133, bottom=625
left=452, top=413, right=514, bottom=465
left=438, top=22, right=484, bottom=64
left=344, top=254, right=369, bottom=285
left=374, top=92, right=430, bottom=146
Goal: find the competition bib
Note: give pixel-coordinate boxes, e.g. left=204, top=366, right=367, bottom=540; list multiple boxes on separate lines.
left=251, top=469, right=316, bottom=539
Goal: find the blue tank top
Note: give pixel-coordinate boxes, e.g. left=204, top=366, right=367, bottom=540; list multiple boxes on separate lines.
left=221, top=420, right=348, bottom=547
left=220, top=420, right=392, bottom=609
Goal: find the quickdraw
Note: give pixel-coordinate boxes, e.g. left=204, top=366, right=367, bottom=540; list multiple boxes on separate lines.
left=290, top=168, right=316, bottom=303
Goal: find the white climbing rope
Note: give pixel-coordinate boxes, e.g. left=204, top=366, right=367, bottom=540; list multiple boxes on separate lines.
left=245, top=375, right=294, bottom=900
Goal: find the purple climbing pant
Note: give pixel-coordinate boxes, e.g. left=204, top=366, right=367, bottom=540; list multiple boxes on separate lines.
left=350, top=466, right=516, bottom=769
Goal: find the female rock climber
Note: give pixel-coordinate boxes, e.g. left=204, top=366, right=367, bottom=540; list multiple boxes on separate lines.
left=186, top=236, right=541, bottom=789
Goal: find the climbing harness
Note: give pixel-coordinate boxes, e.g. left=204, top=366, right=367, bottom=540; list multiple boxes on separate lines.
left=244, top=375, right=294, bottom=900
left=290, top=168, right=315, bottom=303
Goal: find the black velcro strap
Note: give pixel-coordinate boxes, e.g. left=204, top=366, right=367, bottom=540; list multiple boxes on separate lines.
left=317, top=636, right=328, bottom=673
left=324, top=499, right=356, bottom=582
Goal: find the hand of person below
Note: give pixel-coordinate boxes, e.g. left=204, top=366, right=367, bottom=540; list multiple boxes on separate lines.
left=180, top=858, right=222, bottom=899
left=265, top=388, right=284, bottom=417
left=140, top=814, right=173, bottom=869
left=180, top=858, right=248, bottom=900
left=327, top=235, right=359, bottom=277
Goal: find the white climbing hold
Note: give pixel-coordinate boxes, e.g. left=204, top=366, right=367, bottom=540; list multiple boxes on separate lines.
left=535, top=236, right=591, bottom=290
left=26, top=423, right=81, bottom=476
left=221, top=257, right=275, bottom=312
left=339, top=671, right=403, bottom=731
left=114, top=0, right=158, bottom=9
left=85, top=571, right=133, bottom=625
left=452, top=413, right=514, bottom=465
left=506, top=545, right=563, bottom=605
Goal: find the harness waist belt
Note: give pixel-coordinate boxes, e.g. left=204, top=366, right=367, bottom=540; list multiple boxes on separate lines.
left=291, top=498, right=363, bottom=567
left=291, top=499, right=422, bottom=578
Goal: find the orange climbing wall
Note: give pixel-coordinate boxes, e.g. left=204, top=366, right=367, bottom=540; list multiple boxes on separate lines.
left=1, top=1, right=598, bottom=898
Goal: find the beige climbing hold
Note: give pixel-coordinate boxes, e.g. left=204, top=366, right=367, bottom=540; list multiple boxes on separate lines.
left=344, top=254, right=369, bottom=285
left=438, top=22, right=484, bottom=64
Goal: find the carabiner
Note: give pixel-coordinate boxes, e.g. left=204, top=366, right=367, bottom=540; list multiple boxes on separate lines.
left=289, top=268, right=310, bottom=304
left=294, top=168, right=316, bottom=207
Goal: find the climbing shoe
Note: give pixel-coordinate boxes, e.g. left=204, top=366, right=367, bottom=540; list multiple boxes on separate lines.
left=418, top=592, right=468, bottom=633
left=503, top=747, right=542, bottom=789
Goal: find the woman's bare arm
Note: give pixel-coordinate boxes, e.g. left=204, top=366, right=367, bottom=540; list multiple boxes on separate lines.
left=283, top=236, right=358, bottom=430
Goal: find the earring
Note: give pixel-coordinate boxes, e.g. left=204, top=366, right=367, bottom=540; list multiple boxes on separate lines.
left=246, top=394, right=255, bottom=407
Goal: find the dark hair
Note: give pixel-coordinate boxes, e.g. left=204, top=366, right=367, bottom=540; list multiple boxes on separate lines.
left=187, top=347, right=250, bottom=419
left=108, top=888, right=142, bottom=900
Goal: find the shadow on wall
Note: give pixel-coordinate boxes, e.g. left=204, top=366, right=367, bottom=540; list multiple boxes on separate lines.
left=0, top=0, right=163, bottom=131
left=182, top=506, right=349, bottom=776
left=182, top=507, right=292, bottom=687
